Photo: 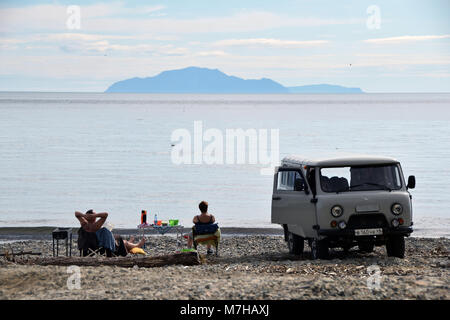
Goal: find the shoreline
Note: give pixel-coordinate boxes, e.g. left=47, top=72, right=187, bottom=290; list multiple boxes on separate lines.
left=0, top=226, right=284, bottom=241
left=0, top=226, right=448, bottom=241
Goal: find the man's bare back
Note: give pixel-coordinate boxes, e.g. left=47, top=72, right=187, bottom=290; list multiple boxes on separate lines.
left=75, top=210, right=108, bottom=232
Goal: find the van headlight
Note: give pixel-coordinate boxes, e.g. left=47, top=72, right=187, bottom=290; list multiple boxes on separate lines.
left=331, top=205, right=344, bottom=217
left=391, top=203, right=403, bottom=215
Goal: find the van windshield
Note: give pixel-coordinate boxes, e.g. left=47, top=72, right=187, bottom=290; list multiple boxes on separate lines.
left=319, top=164, right=402, bottom=193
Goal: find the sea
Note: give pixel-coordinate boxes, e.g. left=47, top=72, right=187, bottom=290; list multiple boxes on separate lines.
left=0, top=92, right=449, bottom=238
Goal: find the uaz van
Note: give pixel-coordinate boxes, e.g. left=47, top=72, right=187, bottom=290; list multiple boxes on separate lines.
left=271, top=154, right=415, bottom=259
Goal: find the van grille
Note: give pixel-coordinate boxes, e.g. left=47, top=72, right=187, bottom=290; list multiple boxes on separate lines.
left=347, top=214, right=388, bottom=229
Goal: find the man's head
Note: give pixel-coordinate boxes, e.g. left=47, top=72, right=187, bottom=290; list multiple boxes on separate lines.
left=85, top=209, right=96, bottom=222
left=198, top=201, right=208, bottom=213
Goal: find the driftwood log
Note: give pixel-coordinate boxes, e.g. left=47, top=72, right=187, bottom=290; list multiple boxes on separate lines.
left=13, top=251, right=200, bottom=268
left=0, top=251, right=41, bottom=257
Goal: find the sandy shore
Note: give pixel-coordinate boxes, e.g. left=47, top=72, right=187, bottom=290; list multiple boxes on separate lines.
left=0, top=231, right=448, bottom=300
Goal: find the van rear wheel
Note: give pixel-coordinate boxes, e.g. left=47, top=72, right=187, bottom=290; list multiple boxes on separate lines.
left=386, top=235, right=405, bottom=258
left=311, top=239, right=329, bottom=260
left=287, top=232, right=304, bottom=255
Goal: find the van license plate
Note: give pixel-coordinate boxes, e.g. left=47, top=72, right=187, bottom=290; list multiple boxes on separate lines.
left=354, top=228, right=383, bottom=236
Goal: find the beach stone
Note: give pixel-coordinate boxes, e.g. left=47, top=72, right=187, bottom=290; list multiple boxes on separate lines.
left=415, top=280, right=430, bottom=286
left=286, top=268, right=295, bottom=274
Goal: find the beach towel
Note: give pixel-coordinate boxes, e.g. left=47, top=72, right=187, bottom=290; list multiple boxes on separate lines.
left=193, top=228, right=221, bottom=246
left=96, top=227, right=116, bottom=252
left=129, top=247, right=146, bottom=255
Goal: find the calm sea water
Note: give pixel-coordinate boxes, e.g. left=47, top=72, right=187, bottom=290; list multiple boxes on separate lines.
left=0, top=92, right=449, bottom=237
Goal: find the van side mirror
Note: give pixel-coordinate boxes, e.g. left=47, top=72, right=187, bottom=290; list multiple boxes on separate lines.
left=294, top=179, right=304, bottom=191
left=407, top=175, right=416, bottom=189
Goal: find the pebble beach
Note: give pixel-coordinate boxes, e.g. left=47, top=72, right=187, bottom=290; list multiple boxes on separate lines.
left=0, top=230, right=448, bottom=300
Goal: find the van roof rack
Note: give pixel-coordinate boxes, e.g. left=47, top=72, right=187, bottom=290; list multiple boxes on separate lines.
left=281, top=153, right=399, bottom=167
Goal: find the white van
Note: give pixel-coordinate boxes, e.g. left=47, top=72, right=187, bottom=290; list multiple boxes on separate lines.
left=271, top=154, right=415, bottom=259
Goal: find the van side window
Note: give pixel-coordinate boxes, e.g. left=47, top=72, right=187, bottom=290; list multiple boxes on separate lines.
left=277, top=171, right=306, bottom=191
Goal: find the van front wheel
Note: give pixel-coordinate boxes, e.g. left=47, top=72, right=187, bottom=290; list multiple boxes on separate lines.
left=287, top=232, right=304, bottom=255
left=386, top=235, right=405, bottom=258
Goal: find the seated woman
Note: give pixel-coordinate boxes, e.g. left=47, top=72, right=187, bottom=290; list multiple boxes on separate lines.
left=187, top=201, right=217, bottom=255
left=75, top=209, right=145, bottom=257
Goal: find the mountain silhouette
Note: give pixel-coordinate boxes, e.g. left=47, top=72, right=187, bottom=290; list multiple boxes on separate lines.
left=105, top=67, right=363, bottom=93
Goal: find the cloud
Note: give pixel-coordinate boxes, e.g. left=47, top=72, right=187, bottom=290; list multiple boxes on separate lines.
left=84, top=12, right=362, bottom=34
left=0, top=32, right=185, bottom=56
left=195, top=50, right=229, bottom=57
left=57, top=39, right=189, bottom=56
left=0, top=2, right=167, bottom=32
left=0, top=3, right=361, bottom=34
left=0, top=38, right=25, bottom=50
left=0, top=4, right=65, bottom=32
left=0, top=33, right=178, bottom=46
left=353, top=53, right=450, bottom=68
left=214, top=38, right=329, bottom=48
left=364, top=34, right=450, bottom=44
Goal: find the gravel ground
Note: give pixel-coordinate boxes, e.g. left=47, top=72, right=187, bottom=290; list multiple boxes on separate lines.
left=0, top=235, right=448, bottom=300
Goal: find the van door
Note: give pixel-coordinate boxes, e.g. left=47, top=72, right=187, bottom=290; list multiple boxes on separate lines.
left=271, top=167, right=317, bottom=238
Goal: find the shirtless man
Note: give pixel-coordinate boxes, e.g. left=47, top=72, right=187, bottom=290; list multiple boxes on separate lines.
left=75, top=209, right=108, bottom=232
left=75, top=209, right=145, bottom=255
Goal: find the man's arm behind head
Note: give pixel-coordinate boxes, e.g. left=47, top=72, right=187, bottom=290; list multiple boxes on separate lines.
left=94, top=212, right=108, bottom=230
left=75, top=211, right=88, bottom=227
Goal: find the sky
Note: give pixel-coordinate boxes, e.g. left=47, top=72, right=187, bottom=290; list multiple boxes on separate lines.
left=0, top=0, right=449, bottom=92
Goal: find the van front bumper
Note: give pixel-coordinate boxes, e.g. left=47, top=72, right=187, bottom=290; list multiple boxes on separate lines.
left=318, top=226, right=413, bottom=237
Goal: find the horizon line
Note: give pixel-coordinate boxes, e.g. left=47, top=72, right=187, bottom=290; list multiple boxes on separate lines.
left=1, top=90, right=450, bottom=94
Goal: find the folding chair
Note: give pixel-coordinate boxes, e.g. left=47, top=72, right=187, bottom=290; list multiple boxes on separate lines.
left=192, top=224, right=221, bottom=256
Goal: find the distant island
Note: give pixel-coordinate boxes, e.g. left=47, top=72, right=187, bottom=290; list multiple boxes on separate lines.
left=105, top=67, right=363, bottom=94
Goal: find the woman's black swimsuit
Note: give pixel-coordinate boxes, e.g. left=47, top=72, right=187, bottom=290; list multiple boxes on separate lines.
left=195, top=215, right=213, bottom=225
